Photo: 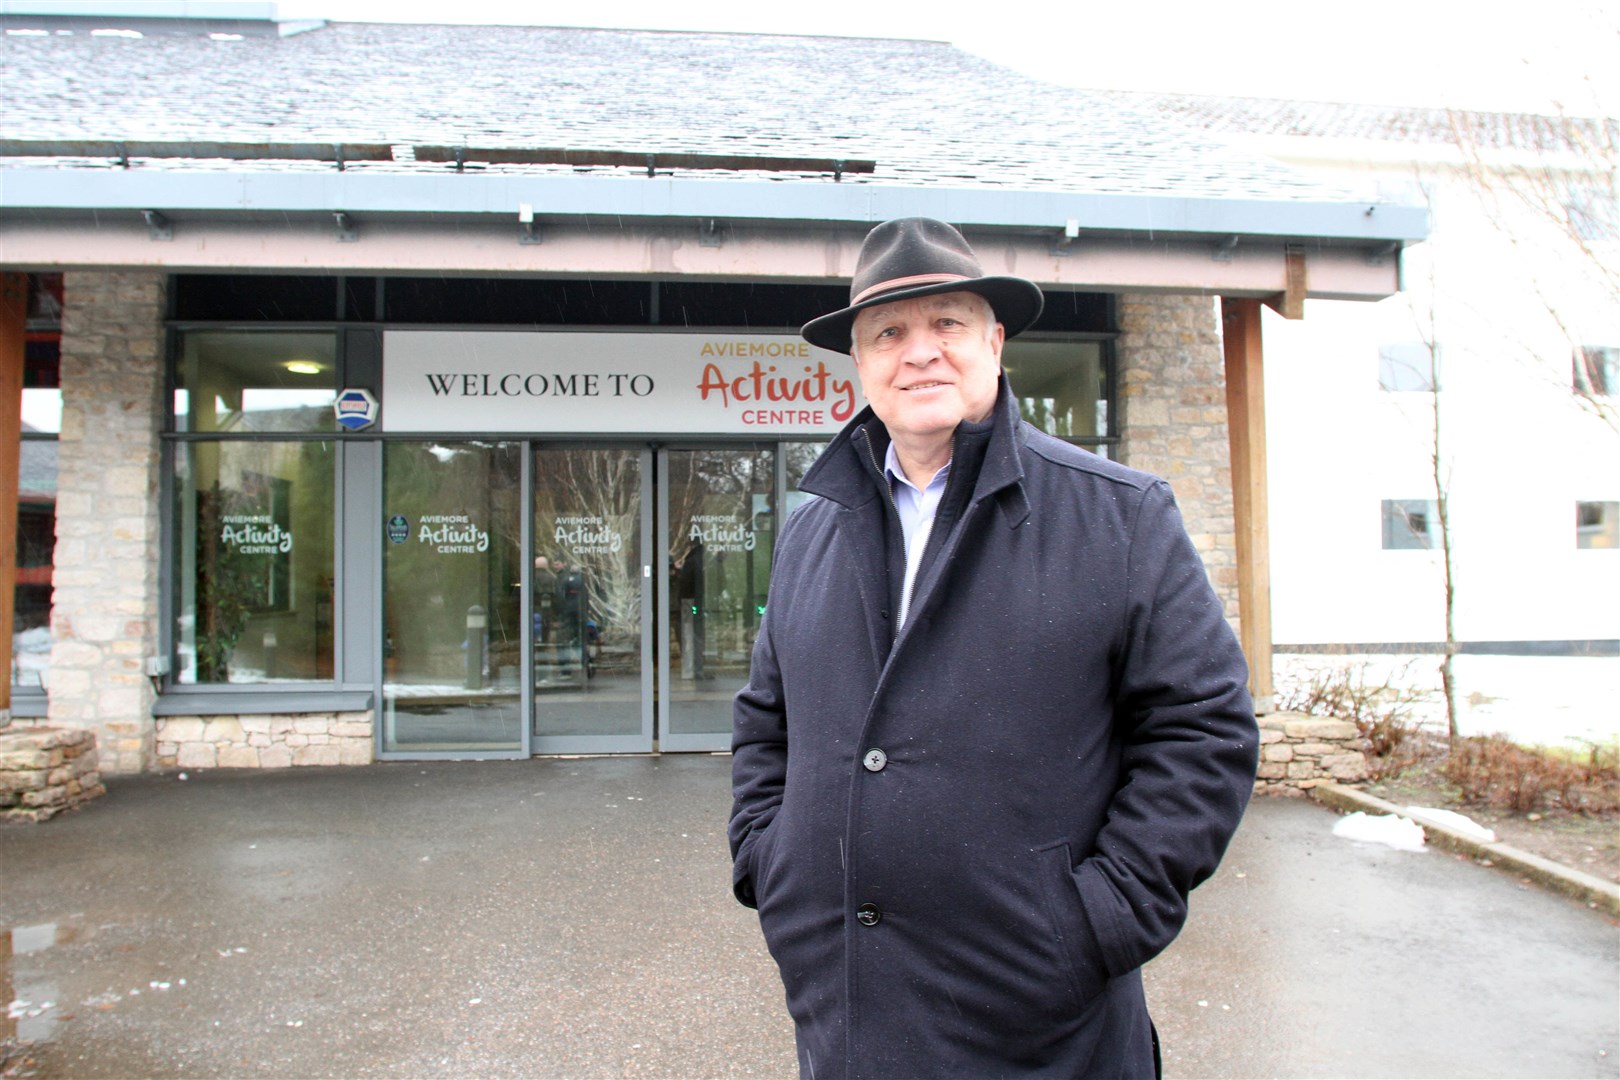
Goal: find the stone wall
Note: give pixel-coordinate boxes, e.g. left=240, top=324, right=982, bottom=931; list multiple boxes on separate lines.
left=154, top=712, right=374, bottom=769
left=1115, top=293, right=1240, bottom=629
left=0, top=727, right=105, bottom=822
left=1255, top=711, right=1369, bottom=794
left=47, top=272, right=168, bottom=774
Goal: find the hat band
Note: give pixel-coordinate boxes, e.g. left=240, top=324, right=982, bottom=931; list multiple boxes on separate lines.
left=851, top=273, right=971, bottom=306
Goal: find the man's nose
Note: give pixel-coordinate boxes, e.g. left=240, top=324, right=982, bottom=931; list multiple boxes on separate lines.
left=897, top=329, right=941, bottom=365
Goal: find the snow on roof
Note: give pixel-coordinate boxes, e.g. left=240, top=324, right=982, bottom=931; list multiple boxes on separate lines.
left=0, top=20, right=1365, bottom=201
left=1093, top=90, right=1619, bottom=158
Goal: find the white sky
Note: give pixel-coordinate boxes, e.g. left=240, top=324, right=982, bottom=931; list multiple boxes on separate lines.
left=269, top=0, right=1620, bottom=116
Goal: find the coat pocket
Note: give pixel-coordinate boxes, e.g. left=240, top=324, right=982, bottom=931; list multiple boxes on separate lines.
left=1035, top=841, right=1109, bottom=1007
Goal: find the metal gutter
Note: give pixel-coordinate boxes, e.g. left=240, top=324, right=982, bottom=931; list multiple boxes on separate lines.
left=0, top=168, right=1429, bottom=246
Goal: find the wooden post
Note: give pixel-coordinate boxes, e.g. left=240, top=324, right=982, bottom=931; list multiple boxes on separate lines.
left=1220, top=296, right=1274, bottom=709
left=0, top=275, right=25, bottom=715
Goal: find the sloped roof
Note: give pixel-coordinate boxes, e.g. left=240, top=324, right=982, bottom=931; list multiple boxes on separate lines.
left=1093, top=90, right=1619, bottom=158
left=0, top=19, right=1363, bottom=202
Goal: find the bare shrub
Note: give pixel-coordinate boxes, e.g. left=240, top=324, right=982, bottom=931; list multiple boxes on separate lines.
left=1276, top=661, right=1433, bottom=778
left=1443, top=735, right=1620, bottom=816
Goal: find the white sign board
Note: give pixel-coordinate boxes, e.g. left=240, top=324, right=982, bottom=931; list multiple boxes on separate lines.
left=382, top=330, right=863, bottom=436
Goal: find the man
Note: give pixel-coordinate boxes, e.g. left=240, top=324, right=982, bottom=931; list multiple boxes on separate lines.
left=729, top=218, right=1259, bottom=1078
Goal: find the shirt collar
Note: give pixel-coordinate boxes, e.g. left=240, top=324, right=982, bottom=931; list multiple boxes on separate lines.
left=883, top=439, right=951, bottom=495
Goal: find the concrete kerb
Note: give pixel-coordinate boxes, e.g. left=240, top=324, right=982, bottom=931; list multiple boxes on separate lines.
left=1311, top=782, right=1620, bottom=917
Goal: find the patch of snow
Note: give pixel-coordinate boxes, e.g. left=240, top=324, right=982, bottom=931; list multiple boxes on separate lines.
left=1331, top=810, right=1427, bottom=852
left=1406, top=806, right=1497, bottom=843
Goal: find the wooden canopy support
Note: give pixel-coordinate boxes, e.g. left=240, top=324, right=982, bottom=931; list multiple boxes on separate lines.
left=1221, top=296, right=1274, bottom=709
left=1263, top=244, right=1307, bottom=320
left=0, top=274, right=23, bottom=714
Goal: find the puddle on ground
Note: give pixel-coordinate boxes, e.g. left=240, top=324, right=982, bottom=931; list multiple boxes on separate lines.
left=4, top=917, right=88, bottom=1044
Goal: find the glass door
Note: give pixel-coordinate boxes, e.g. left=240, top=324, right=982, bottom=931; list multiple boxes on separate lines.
left=531, top=447, right=653, bottom=753
left=658, top=447, right=775, bottom=751
left=380, top=441, right=524, bottom=756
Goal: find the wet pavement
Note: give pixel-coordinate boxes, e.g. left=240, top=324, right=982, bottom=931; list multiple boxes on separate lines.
left=1, top=757, right=1615, bottom=1079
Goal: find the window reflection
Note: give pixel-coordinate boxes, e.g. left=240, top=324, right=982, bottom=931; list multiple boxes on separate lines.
left=174, top=331, right=337, bottom=434
left=174, top=441, right=336, bottom=683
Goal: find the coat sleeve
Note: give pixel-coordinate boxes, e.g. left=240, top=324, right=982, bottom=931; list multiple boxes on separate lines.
left=1069, top=479, right=1259, bottom=983
left=728, top=578, right=789, bottom=910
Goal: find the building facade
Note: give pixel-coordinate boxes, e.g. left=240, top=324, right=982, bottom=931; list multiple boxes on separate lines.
left=1116, top=92, right=1620, bottom=743
left=0, top=10, right=1424, bottom=769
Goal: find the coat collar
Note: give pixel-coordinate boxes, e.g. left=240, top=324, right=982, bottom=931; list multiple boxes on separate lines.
left=800, top=372, right=1031, bottom=529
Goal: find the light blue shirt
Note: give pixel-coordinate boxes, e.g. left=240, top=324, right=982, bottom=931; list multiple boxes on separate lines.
left=884, top=441, right=950, bottom=628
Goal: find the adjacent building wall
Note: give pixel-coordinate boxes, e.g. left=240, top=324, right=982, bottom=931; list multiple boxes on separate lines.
left=47, top=272, right=167, bottom=774
left=1115, top=292, right=1242, bottom=631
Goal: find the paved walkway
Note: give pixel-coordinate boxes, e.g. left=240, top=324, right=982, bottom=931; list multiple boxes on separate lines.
left=2, top=758, right=1615, bottom=1079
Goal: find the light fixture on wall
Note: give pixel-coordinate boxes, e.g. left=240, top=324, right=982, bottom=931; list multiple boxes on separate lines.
left=285, top=360, right=323, bottom=375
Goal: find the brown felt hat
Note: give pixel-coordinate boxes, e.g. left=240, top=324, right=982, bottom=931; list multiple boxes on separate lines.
left=801, top=217, right=1045, bottom=354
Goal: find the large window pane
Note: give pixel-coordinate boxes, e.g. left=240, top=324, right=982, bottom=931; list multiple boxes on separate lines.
left=174, top=331, right=338, bottom=434
left=175, top=441, right=336, bottom=683
left=532, top=448, right=645, bottom=739
left=1004, top=340, right=1108, bottom=442
left=382, top=442, right=523, bottom=753
left=665, top=448, right=773, bottom=739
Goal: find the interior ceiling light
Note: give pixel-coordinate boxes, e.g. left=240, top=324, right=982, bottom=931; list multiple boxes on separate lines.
left=285, top=361, right=323, bottom=375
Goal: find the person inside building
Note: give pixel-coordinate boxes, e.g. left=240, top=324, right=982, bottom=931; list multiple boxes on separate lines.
left=728, top=217, right=1260, bottom=1077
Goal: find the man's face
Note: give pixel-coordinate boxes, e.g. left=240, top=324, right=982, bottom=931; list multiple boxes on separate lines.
left=850, top=291, right=1004, bottom=446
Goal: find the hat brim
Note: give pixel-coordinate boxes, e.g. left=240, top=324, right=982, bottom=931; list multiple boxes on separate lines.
left=801, top=276, right=1045, bottom=355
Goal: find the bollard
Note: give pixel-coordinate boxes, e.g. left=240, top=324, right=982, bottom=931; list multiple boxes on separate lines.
left=466, top=605, right=486, bottom=690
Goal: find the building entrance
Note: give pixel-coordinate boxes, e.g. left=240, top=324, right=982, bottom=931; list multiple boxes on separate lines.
left=377, top=440, right=819, bottom=758
left=530, top=444, right=796, bottom=754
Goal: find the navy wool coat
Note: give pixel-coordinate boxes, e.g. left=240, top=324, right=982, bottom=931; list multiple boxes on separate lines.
left=730, top=379, right=1259, bottom=1079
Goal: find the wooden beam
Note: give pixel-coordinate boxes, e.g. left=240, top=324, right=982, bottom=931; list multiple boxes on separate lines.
left=0, top=275, right=25, bottom=716
left=1221, top=296, right=1274, bottom=709
left=1262, top=244, right=1307, bottom=320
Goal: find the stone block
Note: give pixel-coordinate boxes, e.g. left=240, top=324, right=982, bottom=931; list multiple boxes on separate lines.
left=1323, top=753, right=1369, bottom=781
left=0, top=749, right=50, bottom=770
left=285, top=733, right=308, bottom=748
left=248, top=734, right=270, bottom=748
left=216, top=746, right=261, bottom=769
left=1256, top=762, right=1287, bottom=780
left=259, top=746, right=293, bottom=769
left=338, top=742, right=373, bottom=766
left=161, top=718, right=207, bottom=744
left=330, top=721, right=372, bottom=739
left=293, top=717, right=329, bottom=735
left=176, top=742, right=217, bottom=769
left=1258, top=716, right=1291, bottom=731
left=1293, top=742, right=1338, bottom=758
left=293, top=744, right=341, bottom=767
left=240, top=717, right=272, bottom=734
left=1283, top=718, right=1358, bottom=741
left=21, top=785, right=68, bottom=807
left=1262, top=744, right=1294, bottom=763
left=0, top=769, right=48, bottom=793
left=1286, top=761, right=1316, bottom=780
left=204, top=719, right=245, bottom=744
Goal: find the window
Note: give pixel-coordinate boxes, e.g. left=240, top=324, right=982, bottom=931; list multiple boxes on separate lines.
left=1382, top=499, right=1436, bottom=549
left=1574, top=346, right=1617, bottom=396
left=1577, top=501, right=1619, bottom=549
left=15, top=273, right=62, bottom=691
left=171, top=329, right=339, bottom=684
left=1006, top=339, right=1111, bottom=449
left=1379, top=342, right=1437, bottom=391
left=1566, top=186, right=1620, bottom=242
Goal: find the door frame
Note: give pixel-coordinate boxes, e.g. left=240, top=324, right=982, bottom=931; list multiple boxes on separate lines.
left=528, top=444, right=656, bottom=755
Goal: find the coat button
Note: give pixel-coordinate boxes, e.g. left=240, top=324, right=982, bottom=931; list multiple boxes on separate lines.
left=856, top=903, right=881, bottom=927
left=862, top=748, right=888, bottom=772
